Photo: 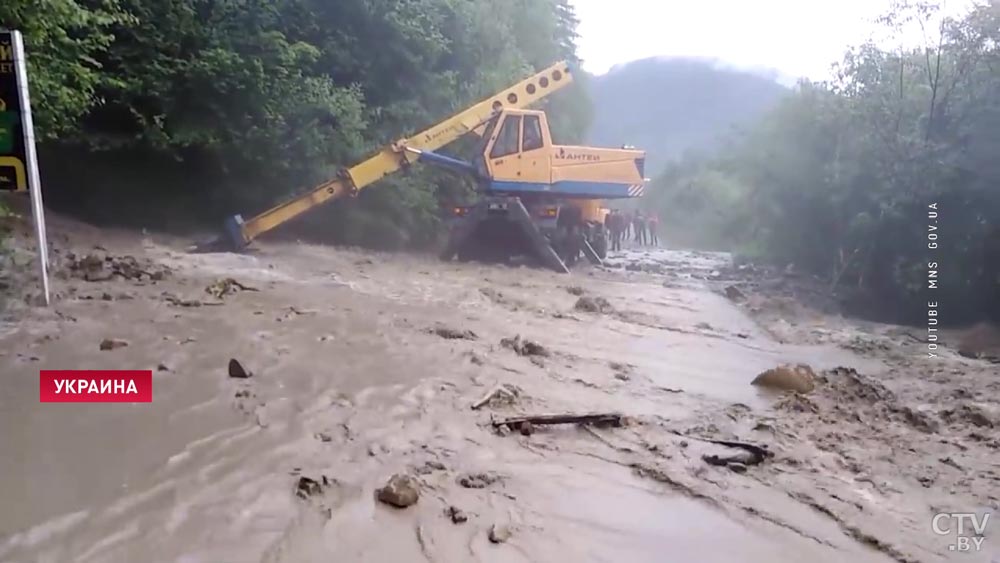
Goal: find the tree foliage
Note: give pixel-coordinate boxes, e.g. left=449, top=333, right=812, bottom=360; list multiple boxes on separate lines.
left=648, top=1, right=1000, bottom=324
left=1, top=0, right=588, bottom=247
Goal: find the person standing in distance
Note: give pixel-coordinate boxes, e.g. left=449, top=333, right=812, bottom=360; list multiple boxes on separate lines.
left=647, top=212, right=659, bottom=246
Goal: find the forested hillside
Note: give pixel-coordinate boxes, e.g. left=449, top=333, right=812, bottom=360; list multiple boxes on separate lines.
left=647, top=1, right=1000, bottom=324
left=0, top=0, right=590, bottom=249
left=586, top=57, right=788, bottom=172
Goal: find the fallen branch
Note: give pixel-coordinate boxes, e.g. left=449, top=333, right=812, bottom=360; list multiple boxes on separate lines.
left=492, top=412, right=624, bottom=432
left=669, top=431, right=773, bottom=465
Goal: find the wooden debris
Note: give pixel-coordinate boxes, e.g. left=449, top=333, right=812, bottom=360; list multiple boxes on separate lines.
left=492, top=412, right=624, bottom=433
left=500, top=335, right=549, bottom=357
left=206, top=278, right=259, bottom=299
left=471, top=384, right=520, bottom=410
left=430, top=326, right=478, bottom=340
left=695, top=436, right=774, bottom=467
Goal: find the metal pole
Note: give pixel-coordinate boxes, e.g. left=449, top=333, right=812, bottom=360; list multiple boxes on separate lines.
left=11, top=30, right=49, bottom=306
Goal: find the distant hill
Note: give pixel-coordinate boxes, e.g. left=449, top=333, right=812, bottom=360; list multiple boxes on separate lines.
left=584, top=57, right=790, bottom=175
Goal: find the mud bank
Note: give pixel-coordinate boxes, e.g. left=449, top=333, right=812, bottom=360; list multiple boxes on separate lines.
left=0, top=219, right=997, bottom=562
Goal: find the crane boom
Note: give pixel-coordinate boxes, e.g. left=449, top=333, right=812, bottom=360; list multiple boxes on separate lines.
left=223, top=61, right=575, bottom=249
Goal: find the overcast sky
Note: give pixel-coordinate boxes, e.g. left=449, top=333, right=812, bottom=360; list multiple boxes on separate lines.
left=570, top=0, right=976, bottom=82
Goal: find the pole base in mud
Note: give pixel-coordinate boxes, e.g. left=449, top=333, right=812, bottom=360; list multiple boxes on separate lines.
left=189, top=215, right=249, bottom=253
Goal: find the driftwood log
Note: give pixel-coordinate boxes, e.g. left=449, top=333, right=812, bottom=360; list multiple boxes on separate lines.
left=492, top=413, right=624, bottom=433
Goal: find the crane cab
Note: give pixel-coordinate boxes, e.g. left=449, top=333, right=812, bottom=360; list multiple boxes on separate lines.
left=476, top=109, right=647, bottom=200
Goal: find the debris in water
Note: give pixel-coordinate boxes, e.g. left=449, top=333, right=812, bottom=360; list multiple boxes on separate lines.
left=68, top=253, right=171, bottom=283
left=493, top=413, right=624, bottom=434
left=775, top=392, right=819, bottom=413
left=424, top=460, right=446, bottom=471
left=227, top=358, right=252, bottom=379
left=610, top=361, right=634, bottom=381
left=447, top=505, right=468, bottom=524
left=457, top=472, right=502, bottom=489
left=724, top=285, right=746, bottom=301
left=295, top=476, right=323, bottom=499
left=429, top=325, right=478, bottom=340
left=99, top=338, right=128, bottom=351
left=156, top=363, right=170, bottom=372
left=500, top=335, right=549, bottom=357
left=413, top=460, right=447, bottom=476
left=471, top=384, right=521, bottom=410
left=956, top=322, right=1000, bottom=362
left=205, top=278, right=258, bottom=299
left=697, top=437, right=774, bottom=467
left=751, top=364, right=816, bottom=393
left=377, top=474, right=420, bottom=508
left=488, top=524, right=512, bottom=543
left=896, top=406, right=940, bottom=433
left=573, top=296, right=613, bottom=314
left=940, top=403, right=995, bottom=428
left=727, top=462, right=748, bottom=473
left=163, top=292, right=221, bottom=307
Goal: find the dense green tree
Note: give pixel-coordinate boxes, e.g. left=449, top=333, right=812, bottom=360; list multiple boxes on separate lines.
left=0, top=0, right=126, bottom=138
left=2, top=0, right=591, bottom=246
left=647, top=0, right=1000, bottom=324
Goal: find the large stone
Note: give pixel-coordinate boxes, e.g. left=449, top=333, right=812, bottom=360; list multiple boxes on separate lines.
left=751, top=364, right=816, bottom=393
left=376, top=474, right=419, bottom=508
left=488, top=524, right=512, bottom=543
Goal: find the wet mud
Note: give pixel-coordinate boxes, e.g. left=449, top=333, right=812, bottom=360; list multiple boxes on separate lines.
left=0, top=217, right=998, bottom=562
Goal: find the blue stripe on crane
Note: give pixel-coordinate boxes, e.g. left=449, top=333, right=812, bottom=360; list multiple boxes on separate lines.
left=490, top=180, right=644, bottom=199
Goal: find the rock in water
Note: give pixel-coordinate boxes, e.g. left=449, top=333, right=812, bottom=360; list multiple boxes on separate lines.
left=488, top=524, right=511, bottom=543
left=99, top=338, right=129, bottom=351
left=228, top=358, right=252, bottom=378
left=447, top=506, right=468, bottom=524
left=376, top=474, right=419, bottom=508
left=751, top=364, right=816, bottom=393
left=724, top=285, right=746, bottom=301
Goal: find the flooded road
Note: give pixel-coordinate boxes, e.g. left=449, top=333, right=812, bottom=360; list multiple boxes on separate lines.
left=1, top=225, right=997, bottom=563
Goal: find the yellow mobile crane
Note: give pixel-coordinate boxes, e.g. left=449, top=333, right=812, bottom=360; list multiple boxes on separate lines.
left=212, top=61, right=647, bottom=272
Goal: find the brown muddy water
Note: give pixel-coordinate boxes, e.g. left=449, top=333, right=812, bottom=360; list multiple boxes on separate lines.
left=0, top=230, right=996, bottom=563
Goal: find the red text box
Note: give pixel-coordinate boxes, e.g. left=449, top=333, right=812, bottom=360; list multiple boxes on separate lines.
left=40, top=370, right=153, bottom=403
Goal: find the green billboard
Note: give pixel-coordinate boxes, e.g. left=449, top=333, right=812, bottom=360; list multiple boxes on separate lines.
left=0, top=31, right=28, bottom=191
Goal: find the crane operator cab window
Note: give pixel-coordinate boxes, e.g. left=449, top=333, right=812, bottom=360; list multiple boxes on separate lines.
left=522, top=115, right=543, bottom=151
left=490, top=115, right=521, bottom=159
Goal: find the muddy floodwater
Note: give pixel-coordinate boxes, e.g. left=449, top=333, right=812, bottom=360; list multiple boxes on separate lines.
left=0, top=222, right=997, bottom=563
